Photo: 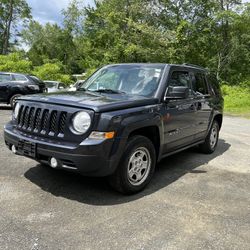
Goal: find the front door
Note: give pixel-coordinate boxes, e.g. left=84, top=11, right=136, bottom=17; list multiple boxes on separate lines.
left=162, top=69, right=197, bottom=153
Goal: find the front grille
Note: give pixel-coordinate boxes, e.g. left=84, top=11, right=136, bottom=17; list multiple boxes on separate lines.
left=17, top=105, right=68, bottom=137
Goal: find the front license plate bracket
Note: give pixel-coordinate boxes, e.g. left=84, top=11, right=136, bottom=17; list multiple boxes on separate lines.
left=18, top=140, right=36, bottom=158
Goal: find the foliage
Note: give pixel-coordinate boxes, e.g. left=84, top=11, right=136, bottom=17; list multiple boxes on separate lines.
left=221, top=84, right=250, bottom=115
left=78, top=0, right=174, bottom=68
left=21, top=21, right=79, bottom=73
left=1, top=0, right=250, bottom=96
left=0, top=52, right=32, bottom=73
left=0, top=53, right=72, bottom=84
left=0, top=0, right=31, bottom=54
left=58, top=0, right=250, bottom=83
left=32, top=62, right=73, bottom=84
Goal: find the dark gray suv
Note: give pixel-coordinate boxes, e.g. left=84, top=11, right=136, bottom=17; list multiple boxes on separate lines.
left=4, top=63, right=223, bottom=194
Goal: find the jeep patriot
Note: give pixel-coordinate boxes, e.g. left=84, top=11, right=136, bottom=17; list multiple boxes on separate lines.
left=4, top=63, right=223, bottom=194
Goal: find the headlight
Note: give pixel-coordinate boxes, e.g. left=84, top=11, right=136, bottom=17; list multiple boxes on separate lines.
left=72, top=111, right=91, bottom=134
left=13, top=102, right=20, bottom=120
left=28, top=84, right=39, bottom=90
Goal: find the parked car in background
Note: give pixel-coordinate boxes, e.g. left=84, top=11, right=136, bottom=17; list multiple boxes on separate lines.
left=44, top=81, right=67, bottom=93
left=68, top=80, right=85, bottom=91
left=0, top=72, right=45, bottom=108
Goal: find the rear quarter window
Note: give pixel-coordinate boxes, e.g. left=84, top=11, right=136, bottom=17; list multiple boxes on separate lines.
left=13, top=74, right=28, bottom=81
left=207, top=74, right=221, bottom=96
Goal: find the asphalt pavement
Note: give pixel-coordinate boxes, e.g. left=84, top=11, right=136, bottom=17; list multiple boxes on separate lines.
left=0, top=105, right=249, bottom=250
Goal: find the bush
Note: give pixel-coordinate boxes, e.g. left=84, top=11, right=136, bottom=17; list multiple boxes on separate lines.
left=0, top=53, right=32, bottom=73
left=0, top=53, right=73, bottom=85
left=221, top=83, right=250, bottom=115
left=32, top=62, right=73, bottom=85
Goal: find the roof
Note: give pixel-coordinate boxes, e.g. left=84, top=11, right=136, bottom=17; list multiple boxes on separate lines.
left=105, top=63, right=207, bottom=71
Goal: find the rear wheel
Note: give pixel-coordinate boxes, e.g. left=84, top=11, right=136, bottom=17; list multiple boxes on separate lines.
left=109, top=135, right=156, bottom=194
left=199, top=120, right=219, bottom=154
left=10, top=94, right=22, bottom=108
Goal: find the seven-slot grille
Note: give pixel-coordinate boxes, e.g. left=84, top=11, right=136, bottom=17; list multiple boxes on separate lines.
left=17, top=105, right=68, bottom=137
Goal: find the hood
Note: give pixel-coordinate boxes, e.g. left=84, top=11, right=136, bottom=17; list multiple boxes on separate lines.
left=19, top=91, right=159, bottom=112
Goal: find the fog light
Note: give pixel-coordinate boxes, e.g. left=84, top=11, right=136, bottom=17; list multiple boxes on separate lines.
left=11, top=145, right=17, bottom=154
left=50, top=157, right=58, bottom=168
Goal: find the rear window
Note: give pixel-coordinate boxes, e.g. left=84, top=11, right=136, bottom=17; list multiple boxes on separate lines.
left=0, top=73, right=11, bottom=82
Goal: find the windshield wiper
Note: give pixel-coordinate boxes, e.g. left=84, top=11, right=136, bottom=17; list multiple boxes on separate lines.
left=93, top=89, right=125, bottom=94
left=77, top=87, right=86, bottom=91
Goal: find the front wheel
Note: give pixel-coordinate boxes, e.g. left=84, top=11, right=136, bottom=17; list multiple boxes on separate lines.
left=109, top=135, right=156, bottom=194
left=199, top=120, right=219, bottom=154
left=10, top=94, right=22, bottom=108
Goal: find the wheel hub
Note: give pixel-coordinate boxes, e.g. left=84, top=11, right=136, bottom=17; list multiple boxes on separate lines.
left=127, top=147, right=151, bottom=186
left=210, top=125, right=218, bottom=148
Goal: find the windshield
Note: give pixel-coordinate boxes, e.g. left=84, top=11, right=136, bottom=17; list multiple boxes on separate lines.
left=81, top=65, right=165, bottom=97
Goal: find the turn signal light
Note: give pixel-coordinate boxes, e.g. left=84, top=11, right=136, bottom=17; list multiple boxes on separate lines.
left=89, top=131, right=115, bottom=140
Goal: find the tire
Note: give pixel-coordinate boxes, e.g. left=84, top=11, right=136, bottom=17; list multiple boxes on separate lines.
left=199, top=120, right=219, bottom=154
left=109, top=135, right=156, bottom=194
left=10, top=94, right=22, bottom=108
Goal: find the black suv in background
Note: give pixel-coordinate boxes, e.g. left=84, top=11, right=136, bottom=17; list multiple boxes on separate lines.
left=0, top=72, right=45, bottom=107
left=4, top=63, right=223, bottom=194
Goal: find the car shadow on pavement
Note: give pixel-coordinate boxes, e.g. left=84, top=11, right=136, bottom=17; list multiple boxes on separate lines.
left=24, top=139, right=231, bottom=205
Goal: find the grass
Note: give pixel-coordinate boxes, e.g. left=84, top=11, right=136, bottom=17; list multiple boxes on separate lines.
left=221, top=84, right=250, bottom=118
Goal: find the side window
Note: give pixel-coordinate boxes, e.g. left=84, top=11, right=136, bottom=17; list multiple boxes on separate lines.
left=169, top=71, right=191, bottom=88
left=13, top=74, right=27, bottom=81
left=192, top=72, right=208, bottom=95
left=0, top=73, right=11, bottom=82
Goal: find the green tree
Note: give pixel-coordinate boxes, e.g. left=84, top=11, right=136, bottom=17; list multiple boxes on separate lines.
left=73, top=0, right=174, bottom=69
left=0, top=0, right=31, bottom=54
left=16, top=0, right=250, bottom=85
left=21, top=21, right=79, bottom=73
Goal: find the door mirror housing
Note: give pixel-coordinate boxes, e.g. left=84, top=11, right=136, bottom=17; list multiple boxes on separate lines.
left=164, top=86, right=189, bottom=101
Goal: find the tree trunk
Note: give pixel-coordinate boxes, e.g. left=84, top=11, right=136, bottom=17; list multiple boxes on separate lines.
left=218, top=0, right=230, bottom=80
left=2, top=0, right=14, bottom=54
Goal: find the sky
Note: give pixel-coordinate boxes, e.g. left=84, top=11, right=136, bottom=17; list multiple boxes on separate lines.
left=26, top=0, right=94, bottom=25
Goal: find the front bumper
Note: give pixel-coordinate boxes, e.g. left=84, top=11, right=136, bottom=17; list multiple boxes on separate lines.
left=4, top=123, right=124, bottom=176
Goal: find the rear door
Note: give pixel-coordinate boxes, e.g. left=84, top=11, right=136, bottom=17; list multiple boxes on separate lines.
left=162, top=67, right=197, bottom=153
left=0, top=73, right=12, bottom=101
left=190, top=70, right=212, bottom=139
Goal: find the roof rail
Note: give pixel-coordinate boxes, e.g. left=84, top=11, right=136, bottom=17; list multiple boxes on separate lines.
left=182, top=63, right=207, bottom=70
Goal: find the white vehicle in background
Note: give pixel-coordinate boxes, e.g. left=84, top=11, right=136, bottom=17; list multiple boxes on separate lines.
left=44, top=81, right=67, bottom=93
left=68, top=80, right=85, bottom=91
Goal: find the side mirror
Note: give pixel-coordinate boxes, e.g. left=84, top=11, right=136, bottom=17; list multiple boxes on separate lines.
left=164, top=86, right=189, bottom=101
